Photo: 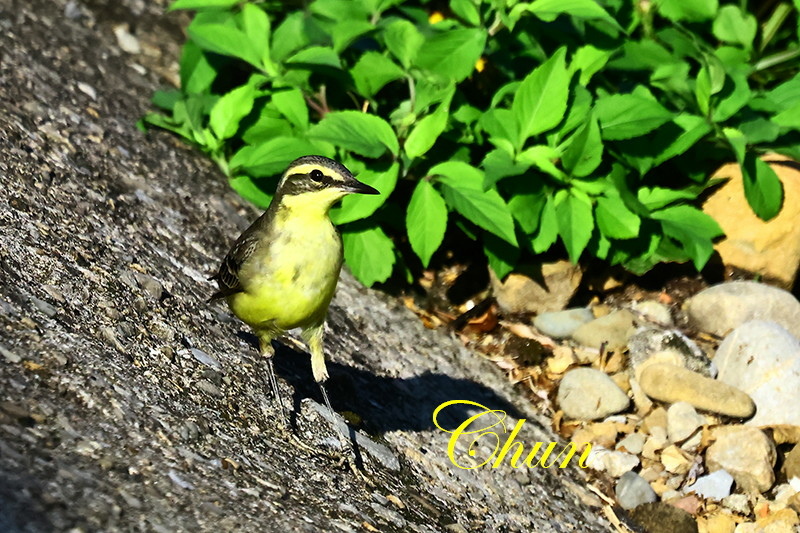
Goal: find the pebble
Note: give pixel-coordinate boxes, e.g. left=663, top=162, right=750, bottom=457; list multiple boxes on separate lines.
left=714, top=320, right=800, bottom=427
left=533, top=307, right=594, bottom=339
left=628, top=502, right=699, bottom=533
left=684, top=470, right=734, bottom=500
left=616, top=433, right=646, bottom=455
left=570, top=309, right=637, bottom=350
left=667, top=402, right=706, bottom=443
left=738, top=508, right=800, bottom=532
left=615, top=471, right=657, bottom=510
left=628, top=327, right=712, bottom=379
left=661, top=445, right=692, bottom=475
left=0, top=344, right=21, bottom=363
left=586, top=446, right=639, bottom=477
left=631, top=300, right=674, bottom=326
left=684, top=281, right=800, bottom=338
left=556, top=367, right=630, bottom=420
left=721, top=493, right=751, bottom=515
left=113, top=23, right=142, bottom=54
left=705, top=426, right=776, bottom=493
left=189, top=348, right=220, bottom=369
left=638, top=364, right=755, bottom=418
left=782, top=443, right=800, bottom=481
left=195, top=380, right=223, bottom=397
left=29, top=295, right=57, bottom=317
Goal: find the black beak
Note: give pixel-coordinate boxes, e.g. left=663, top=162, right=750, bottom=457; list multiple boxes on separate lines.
left=345, top=176, right=380, bottom=195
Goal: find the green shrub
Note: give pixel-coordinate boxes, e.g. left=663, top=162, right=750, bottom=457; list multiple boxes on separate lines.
left=143, top=0, right=800, bottom=286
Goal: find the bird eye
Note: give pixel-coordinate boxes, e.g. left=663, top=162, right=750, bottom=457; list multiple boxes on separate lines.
left=310, top=169, right=324, bottom=181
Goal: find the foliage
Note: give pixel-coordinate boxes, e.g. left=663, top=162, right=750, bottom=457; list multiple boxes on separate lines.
left=143, top=0, right=800, bottom=285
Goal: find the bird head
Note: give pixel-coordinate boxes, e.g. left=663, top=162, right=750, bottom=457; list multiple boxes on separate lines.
left=274, top=155, right=379, bottom=212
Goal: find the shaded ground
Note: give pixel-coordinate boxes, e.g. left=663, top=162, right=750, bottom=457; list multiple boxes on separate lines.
left=0, top=0, right=610, bottom=531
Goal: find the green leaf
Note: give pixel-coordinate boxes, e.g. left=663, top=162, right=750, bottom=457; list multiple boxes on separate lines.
left=480, top=108, right=519, bottom=153
left=555, top=191, right=594, bottom=262
left=742, top=154, right=783, bottom=221
left=170, top=0, right=240, bottom=10
left=571, top=45, right=612, bottom=85
left=653, top=114, right=712, bottom=165
left=484, top=233, right=519, bottom=280
left=432, top=162, right=518, bottom=245
left=286, top=46, right=342, bottom=69
left=513, top=0, right=622, bottom=30
left=229, top=136, right=319, bottom=177
left=228, top=175, right=274, bottom=209
left=739, top=117, right=780, bottom=144
left=351, top=52, right=405, bottom=98
left=406, top=180, right=448, bottom=267
left=596, top=195, right=640, bottom=239
left=415, top=28, right=487, bottom=82
left=595, top=93, right=673, bottom=140
left=712, top=71, right=751, bottom=122
left=773, top=101, right=800, bottom=129
left=561, top=115, right=602, bottom=177
left=506, top=179, right=547, bottom=234
left=240, top=4, right=271, bottom=69
left=405, top=105, right=449, bottom=159
left=695, top=65, right=711, bottom=115
left=383, top=19, right=424, bottom=69
left=209, top=83, right=256, bottom=140
left=271, top=12, right=309, bottom=62
left=331, top=20, right=375, bottom=53
left=712, top=5, right=757, bottom=49
left=512, top=48, right=570, bottom=146
left=651, top=205, right=723, bottom=270
left=482, top=148, right=529, bottom=188
left=531, top=196, right=558, bottom=253
left=450, top=0, right=481, bottom=26
left=308, top=111, right=399, bottom=158
left=517, top=145, right=568, bottom=182
left=657, top=0, right=718, bottom=22
left=188, top=20, right=261, bottom=68
left=332, top=163, right=399, bottom=224
left=271, top=89, right=309, bottom=131
left=638, top=186, right=699, bottom=210
left=179, top=41, right=217, bottom=94
left=343, top=225, right=396, bottom=286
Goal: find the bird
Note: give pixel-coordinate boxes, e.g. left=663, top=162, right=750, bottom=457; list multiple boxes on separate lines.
left=209, top=155, right=379, bottom=433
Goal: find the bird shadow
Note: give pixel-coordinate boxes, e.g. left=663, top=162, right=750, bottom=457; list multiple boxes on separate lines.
left=235, top=331, right=531, bottom=435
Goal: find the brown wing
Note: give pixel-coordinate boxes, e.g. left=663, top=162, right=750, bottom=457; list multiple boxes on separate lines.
left=208, top=212, right=272, bottom=302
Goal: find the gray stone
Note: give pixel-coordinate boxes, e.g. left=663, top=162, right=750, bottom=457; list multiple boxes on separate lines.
left=628, top=502, right=698, bottom=533
left=615, top=471, right=657, bottom=510
left=631, top=300, right=673, bottom=326
left=628, top=327, right=712, bottom=378
left=705, top=426, right=776, bottom=493
left=667, top=402, right=706, bottom=443
left=533, top=308, right=594, bottom=339
left=683, top=470, right=734, bottom=500
left=616, top=433, right=646, bottom=455
left=586, top=447, right=639, bottom=477
left=684, top=281, right=800, bottom=338
left=570, top=310, right=637, bottom=350
left=557, top=367, right=630, bottom=420
left=714, top=320, right=800, bottom=427
left=639, top=364, right=755, bottom=418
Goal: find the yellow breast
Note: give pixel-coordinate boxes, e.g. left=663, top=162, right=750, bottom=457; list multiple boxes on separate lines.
left=229, top=202, right=343, bottom=332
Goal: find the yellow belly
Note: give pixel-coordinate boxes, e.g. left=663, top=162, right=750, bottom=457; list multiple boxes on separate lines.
left=228, top=213, right=342, bottom=333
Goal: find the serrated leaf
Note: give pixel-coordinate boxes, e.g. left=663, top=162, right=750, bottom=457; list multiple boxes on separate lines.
left=209, top=83, right=256, bottom=140
left=342, top=225, right=396, bottom=286
left=405, top=180, right=448, bottom=267
left=450, top=0, right=481, bottom=26
left=657, top=0, right=718, bottom=23
left=351, top=52, right=405, bottom=98
left=595, top=93, right=673, bottom=140
left=286, top=46, right=342, bottom=69
left=562, top=116, right=603, bottom=177
left=480, top=108, right=519, bottom=152
left=405, top=105, right=449, bottom=159
left=532, top=196, right=558, bottom=253
left=512, top=48, right=570, bottom=146
left=188, top=20, right=261, bottom=68
left=596, top=195, right=640, bottom=239
left=331, top=20, right=375, bottom=53
left=432, top=162, right=518, bottom=245
left=271, top=12, right=308, bottom=62
left=555, top=192, right=594, bottom=262
left=654, top=114, right=712, bottom=165
left=229, top=136, right=319, bottom=177
left=742, top=153, right=783, bottom=221
left=482, top=148, right=529, bottom=188
left=332, top=163, right=399, bottom=224
left=512, top=0, right=622, bottom=30
left=240, top=4, right=271, bottom=69
left=415, top=28, right=487, bottom=82
left=773, top=101, right=800, bottom=129
left=638, top=187, right=699, bottom=210
left=179, top=41, right=217, bottom=94
left=383, top=19, right=424, bottom=69
left=308, top=111, right=398, bottom=158
left=271, top=89, right=309, bottom=131
left=713, top=5, right=757, bottom=49
left=571, top=45, right=612, bottom=85
left=651, top=205, right=723, bottom=270
left=713, top=71, right=751, bottom=122
left=517, top=145, right=568, bottom=181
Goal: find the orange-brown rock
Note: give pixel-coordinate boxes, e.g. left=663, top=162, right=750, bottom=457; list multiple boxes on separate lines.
left=704, top=154, right=800, bottom=288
